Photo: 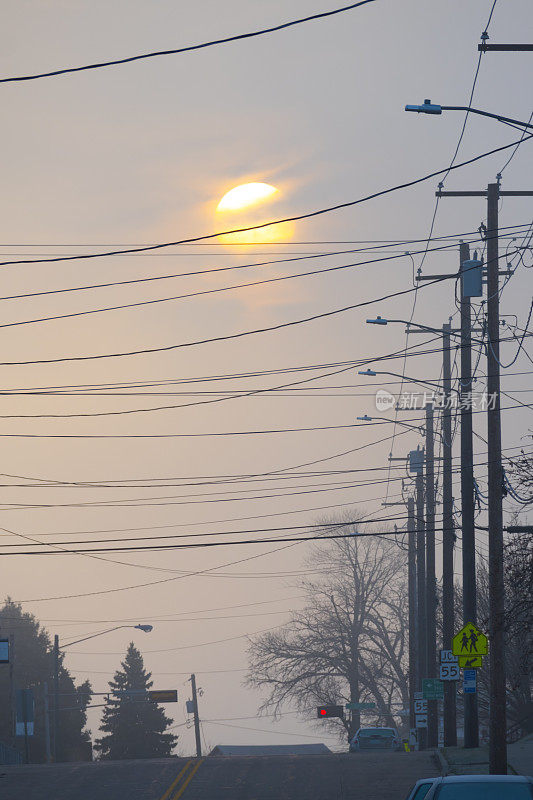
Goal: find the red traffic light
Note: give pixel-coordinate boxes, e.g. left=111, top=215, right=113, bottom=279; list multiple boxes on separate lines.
left=316, top=704, right=344, bottom=719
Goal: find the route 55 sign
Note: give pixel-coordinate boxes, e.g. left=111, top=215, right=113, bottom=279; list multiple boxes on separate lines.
left=440, top=663, right=460, bottom=681
left=414, top=699, right=427, bottom=714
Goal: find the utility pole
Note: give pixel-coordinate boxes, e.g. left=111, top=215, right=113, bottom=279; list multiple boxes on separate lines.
left=407, top=496, right=417, bottom=732
left=43, top=682, right=52, bottom=764
left=425, top=403, right=438, bottom=747
left=486, top=182, right=506, bottom=774
left=190, top=673, right=202, bottom=758
left=415, top=468, right=427, bottom=751
left=9, top=634, right=15, bottom=748
left=459, top=240, right=479, bottom=749
left=436, top=184, right=533, bottom=771
left=53, top=635, right=59, bottom=762
left=441, top=322, right=457, bottom=746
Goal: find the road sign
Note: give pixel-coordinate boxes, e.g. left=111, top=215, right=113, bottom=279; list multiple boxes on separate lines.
left=440, top=650, right=458, bottom=664
left=148, top=690, right=178, bottom=703
left=0, top=638, right=8, bottom=664
left=414, top=698, right=427, bottom=714
left=463, top=669, right=477, bottom=694
left=415, top=714, right=428, bottom=728
left=440, top=663, right=460, bottom=681
left=413, top=692, right=423, bottom=700
left=16, top=689, right=34, bottom=736
left=452, top=623, right=488, bottom=657
left=422, top=678, right=444, bottom=699
left=317, top=704, right=344, bottom=719
left=458, top=655, right=483, bottom=669
left=345, top=702, right=376, bottom=710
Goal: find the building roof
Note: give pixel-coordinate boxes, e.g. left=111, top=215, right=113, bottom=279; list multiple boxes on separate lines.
left=209, top=744, right=331, bottom=757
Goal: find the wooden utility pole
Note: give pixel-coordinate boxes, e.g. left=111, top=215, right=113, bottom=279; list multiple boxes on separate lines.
left=441, top=322, right=457, bottom=746
left=436, top=183, right=533, bottom=772
left=415, top=468, right=427, bottom=751
left=407, top=496, right=417, bottom=732
left=459, top=240, right=479, bottom=749
left=486, top=182, right=506, bottom=774
left=425, top=404, right=438, bottom=747
left=190, top=673, right=202, bottom=758
left=53, top=635, right=60, bottom=762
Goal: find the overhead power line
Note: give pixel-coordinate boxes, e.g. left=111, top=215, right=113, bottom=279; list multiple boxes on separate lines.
left=0, top=1, right=377, bottom=83
left=0, top=253, right=520, bottom=367
left=0, top=138, right=530, bottom=271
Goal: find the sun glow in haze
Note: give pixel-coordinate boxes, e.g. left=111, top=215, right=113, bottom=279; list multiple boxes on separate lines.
left=215, top=181, right=293, bottom=245
left=216, top=182, right=278, bottom=212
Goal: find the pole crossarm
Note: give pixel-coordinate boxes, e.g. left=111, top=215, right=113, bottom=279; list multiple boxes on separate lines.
left=437, top=190, right=533, bottom=197
left=478, top=43, right=533, bottom=51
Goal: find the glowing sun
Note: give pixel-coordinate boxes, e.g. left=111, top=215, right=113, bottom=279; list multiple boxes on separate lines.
left=217, top=182, right=278, bottom=212
left=215, top=181, right=293, bottom=245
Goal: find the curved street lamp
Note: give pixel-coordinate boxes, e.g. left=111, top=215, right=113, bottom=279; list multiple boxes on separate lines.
left=404, top=100, right=533, bottom=131
left=52, top=623, right=153, bottom=761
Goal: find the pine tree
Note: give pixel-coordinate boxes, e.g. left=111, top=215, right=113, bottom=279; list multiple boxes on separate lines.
left=95, top=643, right=177, bottom=760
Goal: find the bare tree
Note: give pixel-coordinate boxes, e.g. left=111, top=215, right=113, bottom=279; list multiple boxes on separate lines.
left=246, top=514, right=409, bottom=741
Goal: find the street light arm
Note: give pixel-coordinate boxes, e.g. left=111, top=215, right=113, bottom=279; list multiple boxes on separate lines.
left=62, top=624, right=152, bottom=649
left=358, top=415, right=424, bottom=434
left=405, top=100, right=533, bottom=131
left=359, top=367, right=452, bottom=394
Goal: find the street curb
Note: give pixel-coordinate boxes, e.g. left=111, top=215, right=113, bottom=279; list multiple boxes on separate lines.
left=435, top=749, right=449, bottom=776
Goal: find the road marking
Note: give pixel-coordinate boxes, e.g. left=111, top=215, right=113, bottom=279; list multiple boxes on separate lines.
left=159, top=760, right=193, bottom=800
left=171, top=758, right=204, bottom=800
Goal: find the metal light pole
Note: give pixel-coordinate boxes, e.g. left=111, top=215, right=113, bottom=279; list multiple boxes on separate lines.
left=53, top=623, right=153, bottom=762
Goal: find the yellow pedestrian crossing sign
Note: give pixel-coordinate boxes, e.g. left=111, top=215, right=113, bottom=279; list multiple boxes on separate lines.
left=458, top=655, right=483, bottom=669
left=452, top=623, right=488, bottom=657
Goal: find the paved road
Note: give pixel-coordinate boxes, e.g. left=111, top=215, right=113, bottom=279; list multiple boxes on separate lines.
left=0, top=751, right=440, bottom=800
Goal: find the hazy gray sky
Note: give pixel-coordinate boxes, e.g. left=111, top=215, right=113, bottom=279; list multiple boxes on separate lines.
left=1, top=0, right=532, bottom=752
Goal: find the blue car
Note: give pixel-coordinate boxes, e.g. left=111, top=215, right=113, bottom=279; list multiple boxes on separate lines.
left=408, top=775, right=533, bottom=800
left=349, top=726, right=401, bottom=752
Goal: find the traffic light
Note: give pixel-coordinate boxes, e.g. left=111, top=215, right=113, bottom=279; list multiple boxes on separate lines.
left=316, top=704, right=344, bottom=719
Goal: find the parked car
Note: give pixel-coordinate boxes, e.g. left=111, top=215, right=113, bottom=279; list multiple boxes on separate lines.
left=404, top=778, right=440, bottom=799
left=349, top=726, right=401, bottom=751
left=411, top=775, right=533, bottom=800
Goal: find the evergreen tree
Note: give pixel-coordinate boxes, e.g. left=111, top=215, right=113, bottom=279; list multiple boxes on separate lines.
left=0, top=599, right=92, bottom=762
left=95, top=643, right=177, bottom=760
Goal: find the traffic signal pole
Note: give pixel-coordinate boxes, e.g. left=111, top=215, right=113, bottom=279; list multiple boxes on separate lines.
left=441, top=322, right=457, bottom=746
left=425, top=404, right=438, bottom=748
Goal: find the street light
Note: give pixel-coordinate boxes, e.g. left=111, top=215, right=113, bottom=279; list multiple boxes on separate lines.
left=52, top=623, right=153, bottom=761
left=404, top=99, right=533, bottom=131
left=357, top=415, right=424, bottom=434
left=61, top=623, right=153, bottom=649
left=358, top=367, right=454, bottom=396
